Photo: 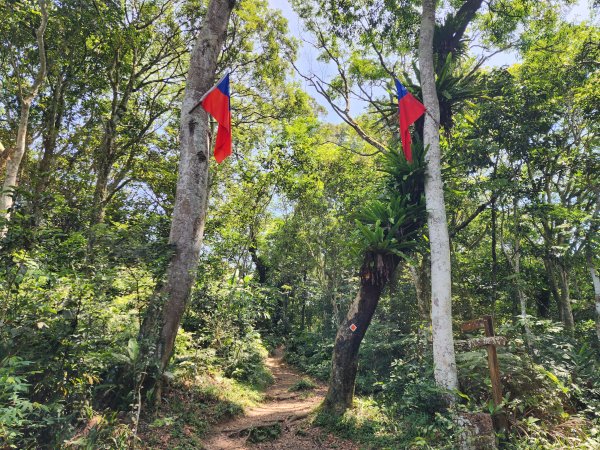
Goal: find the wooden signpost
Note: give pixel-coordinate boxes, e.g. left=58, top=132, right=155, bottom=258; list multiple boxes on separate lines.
left=459, top=315, right=508, bottom=431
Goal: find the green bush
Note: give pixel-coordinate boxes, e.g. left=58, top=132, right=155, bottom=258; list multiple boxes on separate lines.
left=0, top=357, right=45, bottom=448
left=0, top=247, right=154, bottom=448
left=289, top=377, right=317, bottom=392
left=221, top=331, right=274, bottom=389
left=284, top=331, right=333, bottom=381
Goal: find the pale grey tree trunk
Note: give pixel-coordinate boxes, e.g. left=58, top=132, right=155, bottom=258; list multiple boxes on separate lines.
left=503, top=241, right=534, bottom=350
left=588, top=254, right=600, bottom=342
left=140, top=0, right=236, bottom=378
left=0, top=0, right=48, bottom=237
left=557, top=262, right=575, bottom=334
left=586, top=191, right=599, bottom=342
left=419, top=0, right=458, bottom=392
left=501, top=199, right=534, bottom=349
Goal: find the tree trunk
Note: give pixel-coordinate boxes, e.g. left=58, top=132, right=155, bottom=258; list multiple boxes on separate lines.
left=301, top=295, right=306, bottom=331
left=248, top=240, right=268, bottom=283
left=87, top=151, right=112, bottom=259
left=0, top=141, right=9, bottom=175
left=501, top=198, right=534, bottom=349
left=587, top=253, right=600, bottom=342
left=544, top=257, right=562, bottom=321
left=409, top=254, right=431, bottom=324
left=89, top=84, right=130, bottom=227
left=139, top=0, right=236, bottom=380
left=419, top=0, right=459, bottom=392
left=556, top=261, right=575, bottom=334
left=535, top=288, right=551, bottom=318
left=0, top=101, right=31, bottom=233
left=0, top=0, right=48, bottom=237
left=587, top=192, right=599, bottom=341
left=89, top=35, right=138, bottom=227
left=324, top=253, right=396, bottom=414
left=32, top=70, right=68, bottom=226
left=511, top=243, right=534, bottom=350
left=324, top=283, right=384, bottom=414
left=90, top=157, right=111, bottom=226
left=490, top=197, right=498, bottom=312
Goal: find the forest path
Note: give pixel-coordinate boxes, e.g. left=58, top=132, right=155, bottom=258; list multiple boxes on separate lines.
left=201, top=348, right=358, bottom=449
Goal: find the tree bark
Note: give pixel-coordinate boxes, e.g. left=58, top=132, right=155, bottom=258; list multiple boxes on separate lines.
left=0, top=0, right=48, bottom=237
left=556, top=261, right=575, bottom=334
left=89, top=60, right=135, bottom=227
left=587, top=253, right=600, bottom=342
left=90, top=154, right=112, bottom=226
left=419, top=0, right=459, bottom=392
left=587, top=192, right=600, bottom=342
left=434, top=0, right=484, bottom=67
left=32, top=70, right=68, bottom=226
left=544, top=257, right=562, bottom=320
left=535, top=288, right=551, bottom=318
left=501, top=198, right=534, bottom=349
left=248, top=240, right=268, bottom=283
left=409, top=255, right=431, bottom=324
left=323, top=283, right=384, bottom=414
left=506, top=241, right=534, bottom=350
left=490, top=197, right=498, bottom=311
left=139, top=0, right=236, bottom=379
left=324, top=253, right=396, bottom=414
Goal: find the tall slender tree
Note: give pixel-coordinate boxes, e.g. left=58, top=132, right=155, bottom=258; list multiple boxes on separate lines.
left=587, top=191, right=600, bottom=341
left=419, top=0, right=459, bottom=392
left=139, top=0, right=237, bottom=386
left=0, top=0, right=48, bottom=237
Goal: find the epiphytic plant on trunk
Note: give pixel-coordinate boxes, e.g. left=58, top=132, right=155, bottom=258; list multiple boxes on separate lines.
left=324, top=144, right=427, bottom=414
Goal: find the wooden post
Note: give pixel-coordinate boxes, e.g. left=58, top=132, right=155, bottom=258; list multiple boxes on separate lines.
left=460, top=316, right=508, bottom=432
left=482, top=316, right=502, bottom=408
left=483, top=316, right=508, bottom=431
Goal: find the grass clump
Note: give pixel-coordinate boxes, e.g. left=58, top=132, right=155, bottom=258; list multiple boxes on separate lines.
left=314, top=397, right=415, bottom=449
left=247, top=423, right=282, bottom=443
left=288, top=377, right=317, bottom=392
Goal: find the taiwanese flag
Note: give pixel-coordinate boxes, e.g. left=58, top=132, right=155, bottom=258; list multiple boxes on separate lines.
left=201, top=73, right=231, bottom=163
left=395, top=78, right=425, bottom=163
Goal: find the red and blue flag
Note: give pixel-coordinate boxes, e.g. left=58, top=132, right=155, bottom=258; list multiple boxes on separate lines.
left=395, top=78, right=425, bottom=163
left=201, top=73, right=231, bottom=163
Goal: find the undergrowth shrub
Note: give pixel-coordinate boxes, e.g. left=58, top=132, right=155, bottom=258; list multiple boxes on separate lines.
left=0, top=248, right=153, bottom=448
left=284, top=331, right=332, bottom=381
left=0, top=357, right=44, bottom=448
left=290, top=318, right=600, bottom=448
left=499, top=320, right=600, bottom=447
left=222, top=331, right=273, bottom=388
left=288, top=377, right=317, bottom=392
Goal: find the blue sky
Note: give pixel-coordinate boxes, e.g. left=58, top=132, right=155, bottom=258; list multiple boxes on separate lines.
left=266, top=0, right=596, bottom=123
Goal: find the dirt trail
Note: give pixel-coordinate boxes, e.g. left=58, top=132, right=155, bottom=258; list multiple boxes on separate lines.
left=201, top=349, right=358, bottom=449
